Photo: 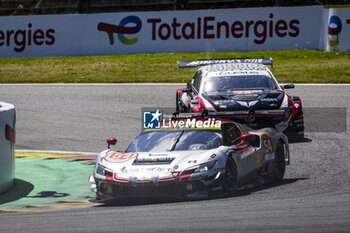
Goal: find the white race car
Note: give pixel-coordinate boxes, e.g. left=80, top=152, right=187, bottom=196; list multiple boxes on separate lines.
left=89, top=118, right=289, bottom=202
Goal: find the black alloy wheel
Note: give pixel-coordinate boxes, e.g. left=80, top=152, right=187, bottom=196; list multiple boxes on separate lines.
left=222, top=157, right=237, bottom=194
left=274, top=141, right=286, bottom=180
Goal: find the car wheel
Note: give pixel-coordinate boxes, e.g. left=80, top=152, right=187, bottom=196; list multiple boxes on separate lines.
left=222, top=157, right=237, bottom=194
left=293, top=111, right=304, bottom=140
left=285, top=111, right=304, bottom=142
left=274, top=141, right=286, bottom=180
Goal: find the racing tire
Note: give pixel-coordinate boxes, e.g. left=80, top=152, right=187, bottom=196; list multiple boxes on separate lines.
left=285, top=110, right=304, bottom=142
left=222, top=157, right=238, bottom=194
left=274, top=141, right=286, bottom=181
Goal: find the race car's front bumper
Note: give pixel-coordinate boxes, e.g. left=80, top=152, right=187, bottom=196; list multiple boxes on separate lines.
left=89, top=170, right=223, bottom=202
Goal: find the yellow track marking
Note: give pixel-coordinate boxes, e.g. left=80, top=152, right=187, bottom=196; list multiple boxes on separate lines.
left=0, top=199, right=101, bottom=213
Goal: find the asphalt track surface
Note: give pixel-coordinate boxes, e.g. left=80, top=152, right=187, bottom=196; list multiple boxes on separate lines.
left=0, top=84, right=350, bottom=233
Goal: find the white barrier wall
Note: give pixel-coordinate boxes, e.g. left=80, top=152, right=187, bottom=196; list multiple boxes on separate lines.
left=0, top=102, right=16, bottom=193
left=0, top=6, right=349, bottom=57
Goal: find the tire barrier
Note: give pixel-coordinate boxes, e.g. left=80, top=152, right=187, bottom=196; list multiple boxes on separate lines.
left=0, top=102, right=16, bottom=194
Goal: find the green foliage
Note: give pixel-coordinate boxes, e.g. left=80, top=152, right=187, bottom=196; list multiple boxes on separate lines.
left=0, top=50, right=349, bottom=83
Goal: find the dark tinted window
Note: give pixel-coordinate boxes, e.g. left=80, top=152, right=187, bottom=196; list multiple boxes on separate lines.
left=222, top=123, right=242, bottom=146
left=174, top=130, right=222, bottom=151
left=203, top=75, right=278, bottom=92
left=192, top=71, right=202, bottom=92
left=126, top=130, right=222, bottom=152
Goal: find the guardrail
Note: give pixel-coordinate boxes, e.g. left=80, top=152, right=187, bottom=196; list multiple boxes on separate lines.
left=0, top=102, right=16, bottom=194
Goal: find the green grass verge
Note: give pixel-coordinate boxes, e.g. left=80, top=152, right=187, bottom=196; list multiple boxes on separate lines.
left=0, top=50, right=349, bottom=83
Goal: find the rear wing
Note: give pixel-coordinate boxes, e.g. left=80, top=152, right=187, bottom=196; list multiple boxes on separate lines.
left=173, top=109, right=286, bottom=119
left=177, top=57, right=273, bottom=70
left=172, top=109, right=289, bottom=128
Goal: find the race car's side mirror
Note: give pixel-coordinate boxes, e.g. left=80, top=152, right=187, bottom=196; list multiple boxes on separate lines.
left=107, top=137, right=117, bottom=149
left=241, top=134, right=257, bottom=141
left=182, top=88, right=192, bottom=93
left=234, top=134, right=260, bottom=148
left=241, top=134, right=260, bottom=147
left=282, top=84, right=295, bottom=89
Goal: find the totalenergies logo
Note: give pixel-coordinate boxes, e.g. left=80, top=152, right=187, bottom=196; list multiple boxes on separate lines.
left=328, top=15, right=342, bottom=47
left=98, top=16, right=142, bottom=46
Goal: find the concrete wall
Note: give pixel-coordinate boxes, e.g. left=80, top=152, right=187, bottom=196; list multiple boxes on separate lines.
left=0, top=102, right=16, bottom=193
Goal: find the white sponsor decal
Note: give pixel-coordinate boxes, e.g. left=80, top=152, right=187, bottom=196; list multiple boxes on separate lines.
left=237, top=100, right=259, bottom=108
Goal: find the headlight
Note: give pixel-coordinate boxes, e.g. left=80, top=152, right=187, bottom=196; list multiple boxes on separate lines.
left=280, top=94, right=289, bottom=109
left=194, top=160, right=217, bottom=173
left=200, top=97, right=217, bottom=112
left=181, top=160, right=217, bottom=177
left=96, top=164, right=106, bottom=176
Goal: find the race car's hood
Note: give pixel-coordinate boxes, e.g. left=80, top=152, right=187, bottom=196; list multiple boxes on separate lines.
left=100, top=149, right=219, bottom=180
left=204, top=90, right=284, bottom=111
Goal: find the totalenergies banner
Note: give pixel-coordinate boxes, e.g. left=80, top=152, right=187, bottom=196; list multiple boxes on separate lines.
left=325, top=7, right=350, bottom=51
left=0, top=6, right=348, bottom=58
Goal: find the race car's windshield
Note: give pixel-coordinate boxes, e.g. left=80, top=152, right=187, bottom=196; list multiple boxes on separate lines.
left=126, top=130, right=222, bottom=152
left=203, top=75, right=278, bottom=92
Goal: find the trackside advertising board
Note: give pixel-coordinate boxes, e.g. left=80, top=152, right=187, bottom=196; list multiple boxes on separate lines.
left=0, top=6, right=349, bottom=58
